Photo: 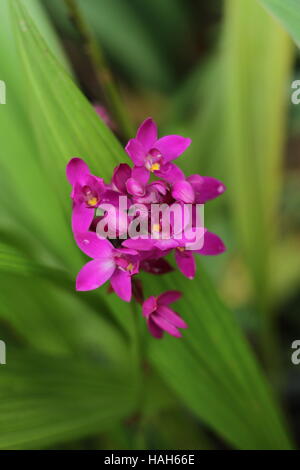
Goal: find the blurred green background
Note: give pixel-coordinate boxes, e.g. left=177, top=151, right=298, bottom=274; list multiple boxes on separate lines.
left=0, top=0, right=300, bottom=450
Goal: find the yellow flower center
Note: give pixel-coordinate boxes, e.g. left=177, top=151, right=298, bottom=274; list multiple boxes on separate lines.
left=127, top=263, right=133, bottom=272
left=177, top=247, right=185, bottom=252
left=87, top=197, right=98, bottom=206
left=150, top=163, right=160, bottom=172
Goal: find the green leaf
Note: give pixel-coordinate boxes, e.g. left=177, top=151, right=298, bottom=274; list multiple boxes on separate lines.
left=0, top=350, right=137, bottom=449
left=259, top=0, right=300, bottom=46
left=144, top=265, right=293, bottom=449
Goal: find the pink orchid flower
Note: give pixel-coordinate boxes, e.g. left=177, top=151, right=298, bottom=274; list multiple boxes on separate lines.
left=66, top=158, right=106, bottom=232
left=75, top=231, right=139, bottom=302
left=142, top=291, right=187, bottom=338
left=125, top=118, right=191, bottom=184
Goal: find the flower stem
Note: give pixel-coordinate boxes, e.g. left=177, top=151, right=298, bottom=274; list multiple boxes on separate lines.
left=130, top=299, right=147, bottom=448
left=63, top=0, right=134, bottom=140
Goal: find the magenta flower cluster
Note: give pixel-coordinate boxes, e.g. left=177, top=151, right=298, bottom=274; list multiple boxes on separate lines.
left=66, top=118, right=226, bottom=338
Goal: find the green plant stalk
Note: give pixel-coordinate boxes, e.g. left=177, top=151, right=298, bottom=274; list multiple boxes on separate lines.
left=130, top=298, right=147, bottom=449
left=63, top=0, right=134, bottom=140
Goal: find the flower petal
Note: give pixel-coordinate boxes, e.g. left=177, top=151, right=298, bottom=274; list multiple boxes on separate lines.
left=187, top=175, right=226, bottom=204
left=152, top=314, right=182, bottom=338
left=141, top=258, right=174, bottom=275
left=172, top=180, right=195, bottom=203
left=110, top=269, right=132, bottom=302
left=76, top=258, right=115, bottom=291
left=126, top=177, right=145, bottom=197
left=142, top=296, right=157, bottom=317
left=122, top=238, right=155, bottom=251
left=71, top=203, right=94, bottom=233
left=147, top=318, right=164, bottom=339
left=156, top=162, right=185, bottom=183
left=136, top=118, right=157, bottom=150
left=155, top=135, right=191, bottom=162
left=158, top=290, right=182, bottom=305
left=131, top=166, right=150, bottom=185
left=66, top=158, right=90, bottom=185
left=194, top=231, right=226, bottom=255
left=112, top=163, right=131, bottom=193
left=125, top=138, right=146, bottom=166
left=75, top=231, right=114, bottom=259
left=175, top=250, right=196, bottom=279
left=157, top=305, right=188, bottom=329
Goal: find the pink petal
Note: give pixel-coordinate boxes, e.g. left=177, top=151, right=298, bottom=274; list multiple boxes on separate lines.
left=156, top=162, right=185, bottom=183
left=147, top=318, right=164, bottom=339
left=125, top=139, right=146, bottom=166
left=112, top=164, right=131, bottom=193
left=122, top=238, right=155, bottom=251
left=66, top=158, right=90, bottom=185
left=126, top=177, right=145, bottom=197
left=76, top=259, right=115, bottom=291
left=153, top=239, right=179, bottom=251
left=71, top=203, right=94, bottom=233
left=131, top=166, right=150, bottom=185
left=152, top=314, right=182, bottom=338
left=110, top=269, right=132, bottom=302
left=175, top=250, right=196, bottom=279
left=172, top=180, right=195, bottom=203
left=142, top=296, right=157, bottom=317
left=194, top=231, right=226, bottom=255
left=136, top=118, right=157, bottom=150
left=155, top=135, right=191, bottom=162
left=74, top=231, right=114, bottom=259
left=157, top=305, right=188, bottom=329
left=187, top=175, right=226, bottom=203
left=158, top=290, right=182, bottom=305
left=149, top=181, right=168, bottom=195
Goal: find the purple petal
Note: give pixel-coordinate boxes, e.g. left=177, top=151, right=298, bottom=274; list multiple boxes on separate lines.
left=156, top=162, right=185, bottom=183
left=172, top=180, right=195, bottom=203
left=175, top=249, right=196, bottom=279
left=147, top=318, right=164, bottom=339
left=142, top=296, right=157, bottom=317
left=112, top=164, right=131, bottom=193
left=125, top=139, right=146, bottom=166
left=122, top=238, right=155, bottom=251
left=71, top=203, right=94, bottom=233
left=187, top=175, right=226, bottom=203
left=66, top=158, right=90, bottom=185
left=157, top=305, right=188, bottom=329
left=194, top=231, right=226, bottom=255
left=76, top=259, right=115, bottom=291
left=136, top=118, right=157, bottom=150
left=152, top=314, right=182, bottom=338
left=110, top=269, right=132, bottom=302
left=153, top=239, right=179, bottom=251
left=141, top=258, right=174, bottom=275
left=126, top=177, right=145, bottom=197
left=114, top=247, right=139, bottom=256
left=158, top=290, right=182, bottom=306
left=149, top=181, right=168, bottom=195
left=74, top=231, right=114, bottom=259
left=132, top=166, right=150, bottom=185
left=155, top=135, right=191, bottom=162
